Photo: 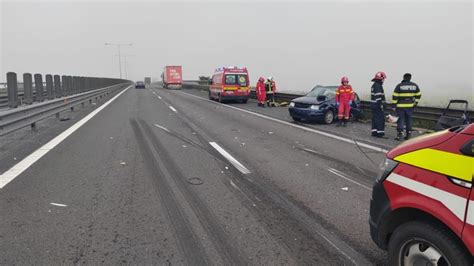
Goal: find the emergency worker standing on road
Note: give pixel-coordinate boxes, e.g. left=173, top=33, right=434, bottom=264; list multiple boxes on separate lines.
left=256, top=77, right=267, bottom=107
left=392, top=73, right=421, bottom=141
left=265, top=77, right=277, bottom=107
left=335, top=76, right=354, bottom=127
left=370, top=71, right=388, bottom=138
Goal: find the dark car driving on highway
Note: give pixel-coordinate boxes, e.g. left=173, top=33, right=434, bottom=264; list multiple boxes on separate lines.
left=135, top=81, right=145, bottom=89
left=288, top=85, right=362, bottom=124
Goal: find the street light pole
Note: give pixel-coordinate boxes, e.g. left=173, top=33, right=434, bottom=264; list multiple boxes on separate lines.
left=115, top=54, right=135, bottom=79
left=104, top=42, right=132, bottom=79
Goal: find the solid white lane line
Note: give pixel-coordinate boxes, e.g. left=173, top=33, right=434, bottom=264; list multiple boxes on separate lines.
left=50, top=203, right=67, bottom=207
left=169, top=106, right=177, bottom=112
left=209, top=142, right=251, bottom=174
left=328, top=168, right=372, bottom=191
left=0, top=85, right=132, bottom=189
left=154, top=124, right=171, bottom=133
left=182, top=92, right=388, bottom=153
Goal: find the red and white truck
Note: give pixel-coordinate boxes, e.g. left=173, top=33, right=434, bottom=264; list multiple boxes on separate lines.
left=161, top=66, right=183, bottom=89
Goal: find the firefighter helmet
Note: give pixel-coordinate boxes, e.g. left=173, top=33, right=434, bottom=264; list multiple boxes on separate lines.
left=373, top=71, right=387, bottom=80
left=341, top=76, right=349, bottom=84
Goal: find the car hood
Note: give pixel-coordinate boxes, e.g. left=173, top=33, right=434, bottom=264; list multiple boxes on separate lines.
left=292, top=96, right=331, bottom=105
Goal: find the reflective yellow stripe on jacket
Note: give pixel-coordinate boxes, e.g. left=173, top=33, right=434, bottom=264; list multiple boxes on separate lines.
left=395, top=148, right=474, bottom=182
left=396, top=103, right=416, bottom=108
left=393, top=92, right=422, bottom=97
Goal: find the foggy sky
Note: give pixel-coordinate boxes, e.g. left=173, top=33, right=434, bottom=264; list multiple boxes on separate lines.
left=1, top=1, right=472, bottom=107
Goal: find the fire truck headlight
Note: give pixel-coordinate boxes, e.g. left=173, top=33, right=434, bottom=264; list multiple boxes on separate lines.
left=377, top=158, right=398, bottom=182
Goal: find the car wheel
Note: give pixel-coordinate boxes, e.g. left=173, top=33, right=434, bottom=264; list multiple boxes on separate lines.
left=388, top=221, right=471, bottom=266
left=349, top=112, right=357, bottom=122
left=323, top=110, right=334, bottom=124
left=292, top=117, right=302, bottom=122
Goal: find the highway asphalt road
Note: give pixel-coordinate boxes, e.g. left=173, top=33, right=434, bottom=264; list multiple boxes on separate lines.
left=0, top=84, right=399, bottom=264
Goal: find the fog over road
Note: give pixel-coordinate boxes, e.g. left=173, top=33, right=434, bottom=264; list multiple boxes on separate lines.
left=1, top=2, right=472, bottom=107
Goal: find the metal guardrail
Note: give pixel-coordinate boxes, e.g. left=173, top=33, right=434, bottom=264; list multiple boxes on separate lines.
left=0, top=82, right=131, bottom=136
left=181, top=82, right=472, bottom=126
left=2, top=72, right=129, bottom=110
left=0, top=71, right=131, bottom=136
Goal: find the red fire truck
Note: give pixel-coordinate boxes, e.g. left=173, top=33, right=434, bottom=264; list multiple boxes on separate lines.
left=370, top=123, right=474, bottom=265
left=209, top=67, right=250, bottom=103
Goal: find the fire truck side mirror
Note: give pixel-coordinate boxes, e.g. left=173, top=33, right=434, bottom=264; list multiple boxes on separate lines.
left=460, top=139, right=474, bottom=157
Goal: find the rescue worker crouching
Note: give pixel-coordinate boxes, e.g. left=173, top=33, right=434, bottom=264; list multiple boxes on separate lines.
left=392, top=73, right=421, bottom=141
left=256, top=77, right=267, bottom=107
left=265, top=77, right=277, bottom=107
left=335, top=76, right=354, bottom=127
left=370, top=71, right=388, bottom=138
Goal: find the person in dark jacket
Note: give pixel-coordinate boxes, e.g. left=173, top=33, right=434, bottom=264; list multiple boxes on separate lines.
left=370, top=71, right=387, bottom=138
left=392, top=73, right=421, bottom=140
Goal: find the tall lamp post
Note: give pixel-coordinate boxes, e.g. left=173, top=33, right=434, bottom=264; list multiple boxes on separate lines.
left=116, top=54, right=135, bottom=79
left=104, top=42, right=133, bottom=79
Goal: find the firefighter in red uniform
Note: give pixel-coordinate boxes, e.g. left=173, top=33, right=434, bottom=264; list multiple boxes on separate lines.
left=256, top=77, right=266, bottom=107
left=335, top=76, right=355, bottom=126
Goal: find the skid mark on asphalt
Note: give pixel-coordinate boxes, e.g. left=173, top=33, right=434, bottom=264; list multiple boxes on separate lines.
left=298, top=145, right=377, bottom=180
left=131, top=119, right=209, bottom=265
left=134, top=119, right=246, bottom=265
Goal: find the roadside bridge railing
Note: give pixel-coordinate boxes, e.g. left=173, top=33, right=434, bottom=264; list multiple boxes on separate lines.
left=0, top=72, right=131, bottom=136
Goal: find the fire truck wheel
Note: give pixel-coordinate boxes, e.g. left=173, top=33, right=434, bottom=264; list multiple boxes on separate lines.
left=388, top=221, right=471, bottom=266
left=242, top=99, right=248, bottom=104
left=208, top=91, right=213, bottom=100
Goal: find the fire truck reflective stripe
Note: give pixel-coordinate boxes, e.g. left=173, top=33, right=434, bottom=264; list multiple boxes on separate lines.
left=467, top=201, right=474, bottom=225
left=386, top=173, right=467, bottom=222
left=394, top=148, right=473, bottom=182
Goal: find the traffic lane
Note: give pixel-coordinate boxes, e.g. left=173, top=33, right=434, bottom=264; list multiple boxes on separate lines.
left=182, top=88, right=421, bottom=149
left=135, top=88, right=296, bottom=264
left=0, top=88, right=183, bottom=264
left=0, top=84, right=129, bottom=175
left=154, top=87, right=387, bottom=263
left=144, top=87, right=357, bottom=265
